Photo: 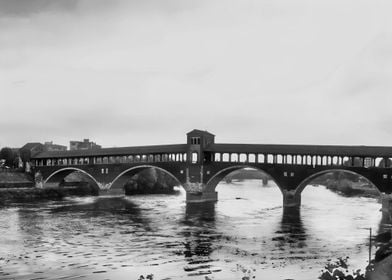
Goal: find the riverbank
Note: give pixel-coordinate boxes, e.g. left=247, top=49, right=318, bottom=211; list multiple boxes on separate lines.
left=0, top=184, right=99, bottom=205
left=311, top=172, right=380, bottom=198
left=0, top=171, right=33, bottom=188
left=368, top=254, right=392, bottom=280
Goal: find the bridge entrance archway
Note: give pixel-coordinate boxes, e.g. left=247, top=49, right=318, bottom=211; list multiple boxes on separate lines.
left=109, top=165, right=183, bottom=194
left=44, top=167, right=101, bottom=189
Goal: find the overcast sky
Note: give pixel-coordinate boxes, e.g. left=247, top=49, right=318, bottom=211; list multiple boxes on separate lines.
left=1, top=0, right=392, bottom=148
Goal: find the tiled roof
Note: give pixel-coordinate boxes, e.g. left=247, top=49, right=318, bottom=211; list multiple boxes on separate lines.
left=20, top=142, right=43, bottom=150
left=32, top=144, right=188, bottom=159
left=205, top=143, right=392, bottom=157
left=187, top=129, right=215, bottom=136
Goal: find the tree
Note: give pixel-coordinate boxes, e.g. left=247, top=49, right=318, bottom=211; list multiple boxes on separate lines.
left=0, top=147, right=16, bottom=167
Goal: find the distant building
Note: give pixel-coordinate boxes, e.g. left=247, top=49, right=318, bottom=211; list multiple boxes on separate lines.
left=70, top=139, right=101, bottom=151
left=19, top=141, right=66, bottom=169
left=44, top=141, right=67, bottom=152
left=19, top=142, right=45, bottom=168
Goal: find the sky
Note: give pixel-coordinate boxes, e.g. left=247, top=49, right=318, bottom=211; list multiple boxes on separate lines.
left=1, top=0, right=392, bottom=148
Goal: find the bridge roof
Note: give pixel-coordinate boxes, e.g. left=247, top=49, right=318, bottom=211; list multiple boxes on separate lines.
left=187, top=129, right=215, bottom=136
left=206, top=143, right=392, bottom=157
left=32, top=144, right=188, bottom=159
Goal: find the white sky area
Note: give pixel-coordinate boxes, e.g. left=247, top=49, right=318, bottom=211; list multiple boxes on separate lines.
left=0, top=0, right=392, bottom=148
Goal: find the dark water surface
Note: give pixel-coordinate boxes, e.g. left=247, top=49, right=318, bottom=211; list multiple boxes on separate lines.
left=0, top=181, right=385, bottom=280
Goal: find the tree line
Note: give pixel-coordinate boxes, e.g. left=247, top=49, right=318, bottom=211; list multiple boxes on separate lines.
left=0, top=147, right=20, bottom=168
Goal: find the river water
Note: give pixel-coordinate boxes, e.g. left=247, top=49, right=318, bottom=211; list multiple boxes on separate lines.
left=0, top=180, right=386, bottom=280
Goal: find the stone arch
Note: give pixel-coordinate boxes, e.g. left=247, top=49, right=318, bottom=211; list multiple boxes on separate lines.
left=204, top=165, right=283, bottom=194
left=109, top=165, right=182, bottom=191
left=294, top=169, right=381, bottom=197
left=44, top=167, right=101, bottom=188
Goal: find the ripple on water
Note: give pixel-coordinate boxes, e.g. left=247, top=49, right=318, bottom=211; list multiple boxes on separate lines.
left=0, top=183, right=386, bottom=280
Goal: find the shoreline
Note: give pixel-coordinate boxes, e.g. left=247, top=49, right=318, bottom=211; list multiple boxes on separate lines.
left=0, top=185, right=99, bottom=205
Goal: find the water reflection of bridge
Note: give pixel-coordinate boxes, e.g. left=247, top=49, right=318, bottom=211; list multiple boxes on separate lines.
left=31, top=129, right=392, bottom=213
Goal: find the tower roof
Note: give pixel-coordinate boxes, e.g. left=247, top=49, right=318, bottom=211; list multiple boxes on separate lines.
left=186, top=129, right=215, bottom=137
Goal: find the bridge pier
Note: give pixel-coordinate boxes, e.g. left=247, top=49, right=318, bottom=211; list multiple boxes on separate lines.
left=282, top=189, right=301, bottom=208
left=381, top=193, right=392, bottom=222
left=186, top=191, right=218, bottom=203
left=184, top=182, right=218, bottom=203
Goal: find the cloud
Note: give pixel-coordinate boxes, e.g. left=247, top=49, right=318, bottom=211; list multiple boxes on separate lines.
left=1, top=0, right=392, bottom=148
left=0, top=0, right=78, bottom=16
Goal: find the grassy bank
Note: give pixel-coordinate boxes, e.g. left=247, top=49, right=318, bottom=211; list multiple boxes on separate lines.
left=322, top=178, right=380, bottom=197
left=0, top=171, right=33, bottom=188
left=0, top=184, right=99, bottom=204
left=310, top=171, right=380, bottom=198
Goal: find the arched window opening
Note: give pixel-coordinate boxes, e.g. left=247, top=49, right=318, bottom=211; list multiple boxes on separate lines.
left=364, top=157, right=374, bottom=168
left=192, top=152, right=198, bottom=164
left=239, top=153, right=247, bottom=163
left=307, top=155, right=312, bottom=166
left=222, top=153, right=230, bottom=162
left=267, top=154, right=274, bottom=164
left=342, top=156, right=350, bottom=166
left=353, top=157, right=363, bottom=167
left=258, top=154, right=265, bottom=163
left=277, top=154, right=283, bottom=164
left=387, top=158, right=392, bottom=168
left=286, top=155, right=292, bottom=164
left=215, top=153, right=221, bottom=162
left=312, top=156, right=317, bottom=166
left=376, top=157, right=385, bottom=168
left=231, top=154, right=238, bottom=162
left=296, top=155, right=302, bottom=165
left=248, top=154, right=256, bottom=163
left=191, top=137, right=201, bottom=145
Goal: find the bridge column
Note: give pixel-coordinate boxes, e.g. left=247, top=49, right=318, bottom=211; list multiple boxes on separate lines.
left=282, top=189, right=301, bottom=208
left=381, top=193, right=392, bottom=222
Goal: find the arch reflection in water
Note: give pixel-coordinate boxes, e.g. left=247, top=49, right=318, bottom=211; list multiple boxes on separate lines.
left=49, top=196, right=151, bottom=230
